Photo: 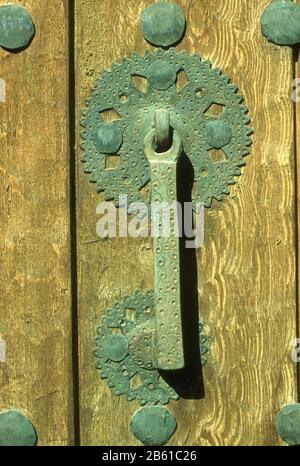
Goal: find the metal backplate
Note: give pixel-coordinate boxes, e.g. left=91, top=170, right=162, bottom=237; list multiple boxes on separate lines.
left=81, top=48, right=252, bottom=210
left=94, top=290, right=209, bottom=405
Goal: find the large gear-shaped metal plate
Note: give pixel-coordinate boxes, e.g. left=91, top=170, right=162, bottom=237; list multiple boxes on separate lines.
left=94, top=290, right=209, bottom=405
left=81, top=48, right=252, bottom=208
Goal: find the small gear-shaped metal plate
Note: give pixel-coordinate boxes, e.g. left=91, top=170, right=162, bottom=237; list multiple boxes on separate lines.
left=81, top=48, right=252, bottom=208
left=94, top=290, right=209, bottom=405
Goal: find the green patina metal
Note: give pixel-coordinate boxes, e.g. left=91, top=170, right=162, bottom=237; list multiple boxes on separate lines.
left=154, top=108, right=171, bottom=147
left=93, top=122, right=123, bottom=154
left=147, top=60, right=177, bottom=91
left=141, top=2, right=186, bottom=48
left=101, top=334, right=129, bottom=362
left=0, top=5, right=35, bottom=51
left=276, top=404, right=300, bottom=446
left=205, top=119, right=232, bottom=149
left=0, top=410, right=37, bottom=446
left=130, top=406, right=177, bottom=446
left=81, top=48, right=252, bottom=210
left=144, top=125, right=183, bottom=370
left=94, top=290, right=209, bottom=405
left=261, top=0, right=300, bottom=46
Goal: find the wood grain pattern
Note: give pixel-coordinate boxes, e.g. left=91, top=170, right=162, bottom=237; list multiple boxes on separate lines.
left=296, top=0, right=300, bottom=401
left=76, top=0, right=297, bottom=445
left=0, top=0, right=74, bottom=445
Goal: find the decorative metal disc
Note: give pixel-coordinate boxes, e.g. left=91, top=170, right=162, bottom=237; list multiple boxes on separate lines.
left=81, top=48, right=252, bottom=208
left=94, top=290, right=209, bottom=405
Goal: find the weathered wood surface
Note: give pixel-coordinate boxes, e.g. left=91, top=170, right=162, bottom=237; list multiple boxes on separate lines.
left=0, top=0, right=74, bottom=445
left=296, top=0, right=300, bottom=402
left=75, top=0, right=297, bottom=445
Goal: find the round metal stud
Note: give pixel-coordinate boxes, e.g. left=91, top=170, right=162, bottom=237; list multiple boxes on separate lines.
left=0, top=5, right=35, bottom=51
left=146, top=60, right=177, bottom=91
left=261, top=0, right=300, bottom=46
left=93, top=122, right=123, bottom=154
left=154, top=108, right=171, bottom=148
left=130, top=406, right=177, bottom=446
left=141, top=2, right=186, bottom=48
left=0, top=410, right=37, bottom=446
left=275, top=403, right=300, bottom=446
left=101, top=334, right=129, bottom=362
left=205, top=120, right=232, bottom=149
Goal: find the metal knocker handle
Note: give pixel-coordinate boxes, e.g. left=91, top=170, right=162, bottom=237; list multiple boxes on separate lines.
left=144, top=111, right=184, bottom=370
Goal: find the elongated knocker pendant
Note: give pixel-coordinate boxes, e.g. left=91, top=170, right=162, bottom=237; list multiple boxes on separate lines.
left=144, top=117, right=183, bottom=370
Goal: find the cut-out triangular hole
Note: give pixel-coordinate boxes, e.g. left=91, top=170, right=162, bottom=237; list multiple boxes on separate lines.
left=100, top=108, right=122, bottom=122
left=204, top=102, right=225, bottom=117
left=125, top=308, right=135, bottom=321
left=105, top=155, right=120, bottom=170
left=176, top=69, right=188, bottom=90
left=158, top=375, right=173, bottom=388
left=130, top=373, right=143, bottom=389
left=208, top=148, right=226, bottom=163
left=131, top=74, right=148, bottom=94
left=111, top=328, right=122, bottom=334
left=139, top=182, right=150, bottom=202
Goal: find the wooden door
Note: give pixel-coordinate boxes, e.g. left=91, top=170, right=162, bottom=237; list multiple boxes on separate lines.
left=0, top=0, right=299, bottom=446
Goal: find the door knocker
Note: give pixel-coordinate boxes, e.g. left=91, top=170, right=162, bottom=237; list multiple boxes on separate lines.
left=80, top=2, right=252, bottom=445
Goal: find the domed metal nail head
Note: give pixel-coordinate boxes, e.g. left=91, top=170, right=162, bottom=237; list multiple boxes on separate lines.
left=141, top=2, right=186, bottom=48
left=261, top=0, right=300, bottom=46
left=0, top=410, right=37, bottom=446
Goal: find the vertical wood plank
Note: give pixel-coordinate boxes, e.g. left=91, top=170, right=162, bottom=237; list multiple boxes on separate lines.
left=296, top=0, right=300, bottom=402
left=0, top=0, right=74, bottom=445
left=76, top=0, right=297, bottom=445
